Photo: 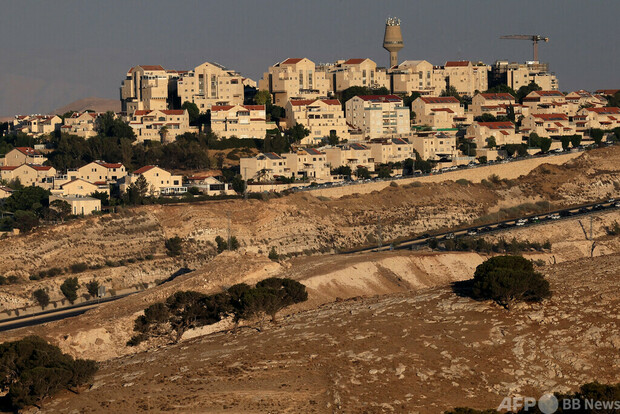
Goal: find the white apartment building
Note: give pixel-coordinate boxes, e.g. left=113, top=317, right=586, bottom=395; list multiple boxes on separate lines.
left=409, top=132, right=458, bottom=161
left=390, top=60, right=440, bottom=96
left=128, top=109, right=196, bottom=143
left=240, top=152, right=290, bottom=181
left=324, top=143, right=375, bottom=172
left=177, top=61, right=245, bottom=111
left=465, top=121, right=522, bottom=147
left=322, top=58, right=389, bottom=93
left=120, top=65, right=179, bottom=112
left=345, top=95, right=410, bottom=137
left=368, top=138, right=415, bottom=164
left=283, top=148, right=331, bottom=181
left=411, top=96, right=468, bottom=128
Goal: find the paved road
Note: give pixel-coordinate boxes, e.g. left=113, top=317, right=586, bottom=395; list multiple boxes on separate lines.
left=345, top=199, right=619, bottom=254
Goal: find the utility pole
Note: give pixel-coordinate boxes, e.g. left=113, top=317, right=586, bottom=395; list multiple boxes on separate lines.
left=377, top=215, right=383, bottom=249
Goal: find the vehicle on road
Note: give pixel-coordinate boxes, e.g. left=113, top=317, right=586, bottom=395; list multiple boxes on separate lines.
left=466, top=229, right=478, bottom=236
left=445, top=233, right=455, bottom=240
left=516, top=219, right=527, bottom=226
left=549, top=213, right=561, bottom=220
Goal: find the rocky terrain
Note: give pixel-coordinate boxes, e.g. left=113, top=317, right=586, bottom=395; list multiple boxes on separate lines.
left=32, top=253, right=620, bottom=413
left=1, top=146, right=619, bottom=312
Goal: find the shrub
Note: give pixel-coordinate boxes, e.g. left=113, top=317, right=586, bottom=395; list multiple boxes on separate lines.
left=86, top=280, right=100, bottom=297
left=70, top=262, right=88, bottom=273
left=471, top=255, right=551, bottom=308
left=268, top=247, right=279, bottom=262
left=456, top=179, right=472, bottom=186
left=48, top=267, right=63, bottom=277
left=165, top=236, right=183, bottom=256
left=0, top=336, right=97, bottom=410
left=0, top=275, right=7, bottom=285
left=32, top=289, right=50, bottom=308
left=60, top=277, right=80, bottom=304
left=145, top=254, right=154, bottom=260
left=7, top=275, right=20, bottom=284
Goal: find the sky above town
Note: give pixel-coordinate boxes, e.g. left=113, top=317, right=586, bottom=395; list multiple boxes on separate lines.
left=1, top=0, right=618, bottom=116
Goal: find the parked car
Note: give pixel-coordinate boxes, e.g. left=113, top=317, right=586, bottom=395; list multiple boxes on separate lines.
left=466, top=229, right=478, bottom=236
left=445, top=233, right=455, bottom=240
left=516, top=219, right=527, bottom=226
left=549, top=213, right=561, bottom=220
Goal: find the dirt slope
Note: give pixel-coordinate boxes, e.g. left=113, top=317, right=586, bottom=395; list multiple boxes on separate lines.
left=38, top=253, right=620, bottom=413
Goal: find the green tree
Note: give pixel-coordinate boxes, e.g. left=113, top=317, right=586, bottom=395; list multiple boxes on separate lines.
left=263, top=129, right=290, bottom=154
left=86, top=280, right=100, bottom=297
left=215, top=235, right=228, bottom=253
left=331, top=165, right=352, bottom=178
left=254, top=90, right=272, bottom=106
left=60, top=277, right=80, bottom=304
left=32, top=289, right=50, bottom=308
left=90, top=190, right=109, bottom=206
left=95, top=111, right=136, bottom=140
left=355, top=166, right=371, bottom=179
left=486, top=136, right=497, bottom=148
left=377, top=166, right=392, bottom=179
left=49, top=199, right=71, bottom=222
left=326, top=131, right=339, bottom=146
left=268, top=246, right=279, bottom=261
left=515, top=81, right=541, bottom=104
left=471, top=256, right=551, bottom=308
left=539, top=137, right=552, bottom=153
left=440, top=86, right=463, bottom=103
left=560, top=136, right=571, bottom=150
left=485, top=84, right=517, bottom=97
left=590, top=128, right=605, bottom=146
left=13, top=210, right=40, bottom=232
left=286, top=123, right=310, bottom=144
left=181, top=101, right=200, bottom=124
left=4, top=186, right=50, bottom=213
left=124, top=174, right=149, bottom=204
left=570, top=134, right=582, bottom=148
left=339, top=86, right=390, bottom=109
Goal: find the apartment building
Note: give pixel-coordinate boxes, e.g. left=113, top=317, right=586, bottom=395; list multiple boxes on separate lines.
left=434, top=61, right=489, bottom=97
left=0, top=164, right=56, bottom=187
left=409, top=132, right=458, bottom=161
left=465, top=121, right=522, bottom=147
left=283, top=148, right=331, bottom=181
left=323, top=58, right=389, bottom=93
left=258, top=58, right=330, bottom=107
left=489, top=61, right=558, bottom=91
left=565, top=90, right=608, bottom=109
left=324, top=143, right=375, bottom=172
left=127, top=109, right=195, bottom=143
left=521, top=113, right=575, bottom=137
left=368, top=138, right=415, bottom=164
left=11, top=115, right=62, bottom=137
left=522, top=90, right=569, bottom=115
left=1, top=147, right=47, bottom=167
left=285, top=99, right=348, bottom=145
left=240, top=152, right=290, bottom=181
left=177, top=61, right=244, bottom=111
left=125, top=165, right=184, bottom=196
left=345, top=95, right=410, bottom=137
left=60, top=112, right=101, bottom=138
left=390, top=60, right=440, bottom=96
left=120, top=65, right=179, bottom=112
left=210, top=105, right=270, bottom=139
left=574, top=107, right=620, bottom=131
left=411, top=96, right=468, bottom=128
left=471, top=93, right=514, bottom=116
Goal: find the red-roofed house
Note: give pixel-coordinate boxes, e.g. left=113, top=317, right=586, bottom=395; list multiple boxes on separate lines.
left=522, top=90, right=569, bottom=115
left=127, top=109, right=196, bottom=143
left=285, top=99, right=348, bottom=144
left=75, top=161, right=127, bottom=184
left=346, top=95, right=410, bottom=137
left=124, top=166, right=184, bottom=196
left=0, top=164, right=56, bottom=187
left=1, top=147, right=47, bottom=167
left=258, top=58, right=330, bottom=106
left=465, top=121, right=522, bottom=146
left=10, top=115, right=62, bottom=137
left=434, top=61, right=490, bottom=96
left=575, top=107, right=620, bottom=131
left=50, top=178, right=109, bottom=197
left=62, top=112, right=104, bottom=138
left=521, top=113, right=575, bottom=137
left=210, top=105, right=272, bottom=139
left=411, top=96, right=469, bottom=128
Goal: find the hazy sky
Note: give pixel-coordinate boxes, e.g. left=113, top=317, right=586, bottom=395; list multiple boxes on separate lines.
left=1, top=0, right=618, bottom=116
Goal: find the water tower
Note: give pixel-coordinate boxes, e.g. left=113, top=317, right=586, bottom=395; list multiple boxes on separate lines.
left=383, top=17, right=403, bottom=68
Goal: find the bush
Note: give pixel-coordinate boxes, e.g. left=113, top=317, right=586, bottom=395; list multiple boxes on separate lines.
left=165, top=236, right=183, bottom=256
left=456, top=178, right=472, bottom=186
left=471, top=255, right=551, bottom=308
left=60, top=277, right=80, bottom=304
left=70, top=262, right=88, bottom=273
left=0, top=336, right=97, bottom=410
left=268, top=247, right=279, bottom=261
left=32, top=289, right=50, bottom=308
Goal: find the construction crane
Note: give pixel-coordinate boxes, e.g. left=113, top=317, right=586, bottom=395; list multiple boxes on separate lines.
left=500, top=35, right=549, bottom=61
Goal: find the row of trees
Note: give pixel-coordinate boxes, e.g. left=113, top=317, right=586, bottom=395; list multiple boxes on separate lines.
left=32, top=278, right=101, bottom=309
left=128, top=277, right=308, bottom=345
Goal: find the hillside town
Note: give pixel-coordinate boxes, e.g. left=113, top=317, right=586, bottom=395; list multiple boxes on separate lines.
left=0, top=19, right=619, bottom=224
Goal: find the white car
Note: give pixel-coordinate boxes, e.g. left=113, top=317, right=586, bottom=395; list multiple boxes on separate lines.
left=549, top=213, right=561, bottom=220
left=516, top=219, right=527, bottom=226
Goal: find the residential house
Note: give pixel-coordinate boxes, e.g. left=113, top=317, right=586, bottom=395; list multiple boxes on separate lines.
left=240, top=153, right=290, bottom=181
left=49, top=195, right=101, bottom=215
left=489, top=61, right=558, bottom=91
left=390, top=60, right=440, bottom=96
left=125, top=166, right=185, bottom=196
left=0, top=164, right=56, bottom=187
left=471, top=93, right=518, bottom=117
left=177, top=61, right=245, bottom=112
left=11, top=115, right=62, bottom=137
left=323, top=58, right=389, bottom=93
left=61, top=112, right=101, bottom=138
left=411, top=96, right=468, bottom=128
left=521, top=113, right=575, bottom=137
left=465, top=121, right=522, bottom=147
left=51, top=178, right=109, bottom=197
left=210, top=105, right=270, bottom=139
left=522, top=90, right=569, bottom=115
left=285, top=99, right=348, bottom=145
left=409, top=132, right=458, bottom=161
left=324, top=143, right=375, bottom=172
left=574, top=107, right=620, bottom=132
left=345, top=95, right=410, bottom=137
left=434, top=61, right=489, bottom=97
left=0, top=186, right=13, bottom=199
left=283, top=148, right=331, bottom=181
left=1, top=147, right=47, bottom=167
left=368, top=138, right=415, bottom=164
left=74, top=161, right=126, bottom=184
left=185, top=176, right=236, bottom=196
left=258, top=58, right=331, bottom=106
